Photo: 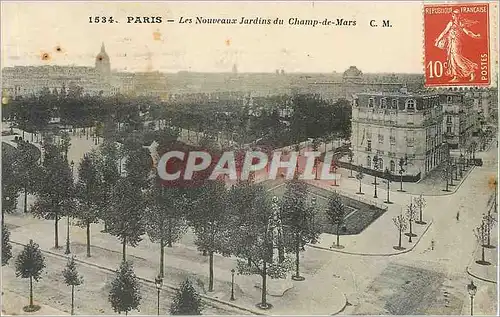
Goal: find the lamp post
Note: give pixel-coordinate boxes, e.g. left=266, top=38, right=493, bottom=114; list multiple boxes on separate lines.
left=467, top=280, right=477, bottom=316
left=398, top=155, right=408, bottom=192
left=230, top=269, right=235, bottom=301
left=373, top=155, right=379, bottom=198
left=311, top=196, right=317, bottom=243
left=65, top=160, right=75, bottom=255
left=348, top=149, right=354, bottom=178
left=155, top=274, right=163, bottom=315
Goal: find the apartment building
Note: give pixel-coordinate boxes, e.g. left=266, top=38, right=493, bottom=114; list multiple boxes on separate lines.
left=350, top=89, right=446, bottom=180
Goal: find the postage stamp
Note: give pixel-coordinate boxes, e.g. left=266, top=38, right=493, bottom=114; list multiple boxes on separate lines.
left=424, top=3, right=490, bottom=87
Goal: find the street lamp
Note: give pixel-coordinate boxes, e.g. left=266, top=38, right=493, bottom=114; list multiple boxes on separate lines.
left=467, top=280, right=477, bottom=316
left=230, top=269, right=235, bottom=301
left=65, top=160, right=75, bottom=255
left=311, top=196, right=317, bottom=243
left=373, top=155, right=379, bottom=198
left=155, top=274, right=163, bottom=315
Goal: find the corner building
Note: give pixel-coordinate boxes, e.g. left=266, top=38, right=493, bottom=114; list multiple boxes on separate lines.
left=351, top=90, right=446, bottom=181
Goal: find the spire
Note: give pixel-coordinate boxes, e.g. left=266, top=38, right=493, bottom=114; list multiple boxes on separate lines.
left=101, top=42, right=106, bottom=53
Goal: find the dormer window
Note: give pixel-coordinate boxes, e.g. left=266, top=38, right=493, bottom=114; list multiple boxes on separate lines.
left=380, top=98, right=387, bottom=109
left=391, top=99, right=398, bottom=109
left=368, top=98, right=374, bottom=107
left=406, top=99, right=416, bottom=112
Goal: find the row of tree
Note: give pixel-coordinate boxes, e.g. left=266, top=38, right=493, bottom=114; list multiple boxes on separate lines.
left=4, top=87, right=352, bottom=151
left=1, top=236, right=203, bottom=315
left=3, top=127, right=355, bottom=309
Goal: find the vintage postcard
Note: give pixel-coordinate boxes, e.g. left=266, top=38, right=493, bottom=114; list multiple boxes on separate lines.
left=1, top=1, right=498, bottom=316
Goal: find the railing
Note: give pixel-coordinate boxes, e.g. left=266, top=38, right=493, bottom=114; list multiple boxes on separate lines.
left=337, top=161, right=422, bottom=182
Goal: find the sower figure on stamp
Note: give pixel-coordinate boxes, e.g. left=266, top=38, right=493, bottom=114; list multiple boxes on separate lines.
left=434, top=9, right=481, bottom=83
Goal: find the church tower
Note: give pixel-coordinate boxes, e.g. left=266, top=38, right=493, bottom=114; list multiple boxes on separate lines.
left=95, top=42, right=111, bottom=75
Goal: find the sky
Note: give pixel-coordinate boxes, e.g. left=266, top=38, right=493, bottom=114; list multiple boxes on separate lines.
left=0, top=1, right=457, bottom=74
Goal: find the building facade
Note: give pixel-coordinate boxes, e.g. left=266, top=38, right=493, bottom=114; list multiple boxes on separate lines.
left=350, top=90, right=446, bottom=180
left=440, top=92, right=475, bottom=149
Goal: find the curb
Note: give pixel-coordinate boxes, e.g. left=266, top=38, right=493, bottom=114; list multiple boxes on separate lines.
left=465, top=266, right=497, bottom=284
left=330, top=292, right=348, bottom=316
left=307, top=219, right=433, bottom=256
left=412, top=166, right=475, bottom=197
left=10, top=241, right=265, bottom=316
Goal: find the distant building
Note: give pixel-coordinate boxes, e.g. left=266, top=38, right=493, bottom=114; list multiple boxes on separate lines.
left=350, top=89, right=445, bottom=180
left=439, top=92, right=475, bottom=149
left=1, top=43, right=167, bottom=100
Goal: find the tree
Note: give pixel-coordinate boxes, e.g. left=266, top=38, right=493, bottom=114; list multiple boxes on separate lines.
left=123, top=146, right=153, bottom=190
left=405, top=200, right=418, bottom=243
left=106, top=178, right=145, bottom=262
left=441, top=158, right=452, bottom=191
left=383, top=168, right=392, bottom=204
left=60, top=130, right=72, bottom=161
left=482, top=213, right=497, bottom=248
left=280, top=180, right=320, bottom=281
left=31, top=154, right=75, bottom=249
left=169, top=279, right=204, bottom=315
left=144, top=182, right=188, bottom=277
left=75, top=153, right=102, bottom=257
left=326, top=191, right=346, bottom=248
left=392, top=214, right=408, bottom=250
left=355, top=167, right=364, bottom=194
left=14, top=141, right=41, bottom=214
left=2, top=143, right=20, bottom=226
left=474, top=220, right=490, bottom=265
left=234, top=185, right=294, bottom=309
left=96, top=139, right=120, bottom=231
left=15, top=239, right=46, bottom=311
left=414, top=194, right=427, bottom=225
left=108, top=261, right=141, bottom=315
left=2, top=224, right=13, bottom=266
left=187, top=180, right=232, bottom=292
left=62, top=256, right=83, bottom=315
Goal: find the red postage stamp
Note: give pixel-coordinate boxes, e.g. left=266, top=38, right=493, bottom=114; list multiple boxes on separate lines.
left=424, top=3, right=490, bottom=87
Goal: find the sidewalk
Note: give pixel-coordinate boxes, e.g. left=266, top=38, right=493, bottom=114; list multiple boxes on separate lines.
left=1, top=289, right=68, bottom=316
left=466, top=223, right=498, bottom=284
left=5, top=213, right=346, bottom=315
left=301, top=179, right=434, bottom=256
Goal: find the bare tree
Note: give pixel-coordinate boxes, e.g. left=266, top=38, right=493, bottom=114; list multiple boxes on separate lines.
left=414, top=194, right=427, bottom=225
left=482, top=213, right=497, bottom=249
left=392, top=214, right=408, bottom=250
left=474, top=220, right=490, bottom=265
left=405, top=200, right=418, bottom=243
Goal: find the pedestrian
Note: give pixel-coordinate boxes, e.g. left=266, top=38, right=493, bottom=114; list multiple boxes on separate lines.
left=431, top=239, right=435, bottom=250
left=456, top=211, right=460, bottom=221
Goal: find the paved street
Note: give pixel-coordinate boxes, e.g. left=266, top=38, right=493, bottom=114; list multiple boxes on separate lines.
left=2, top=128, right=498, bottom=315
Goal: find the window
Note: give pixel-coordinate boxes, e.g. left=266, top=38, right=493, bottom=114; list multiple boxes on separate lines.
left=367, top=155, right=371, bottom=168
left=380, top=98, right=387, bottom=109
left=378, top=134, right=384, bottom=143
left=447, top=126, right=452, bottom=133
left=368, top=98, right=374, bottom=108
left=390, top=160, right=395, bottom=172
left=446, top=115, right=452, bottom=124
left=391, top=99, right=398, bottom=109
left=406, top=99, right=416, bottom=111
left=390, top=129, right=396, bottom=144
left=379, top=158, right=384, bottom=170
left=447, top=96, right=453, bottom=103
left=367, top=140, right=372, bottom=151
